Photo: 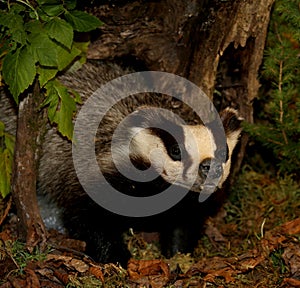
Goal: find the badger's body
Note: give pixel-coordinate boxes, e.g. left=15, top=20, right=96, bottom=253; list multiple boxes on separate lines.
left=0, top=61, right=242, bottom=263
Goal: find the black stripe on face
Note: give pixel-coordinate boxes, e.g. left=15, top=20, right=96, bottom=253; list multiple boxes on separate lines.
left=148, top=124, right=195, bottom=182
left=219, top=108, right=242, bottom=135
left=148, top=122, right=188, bottom=162
left=129, top=108, right=195, bottom=178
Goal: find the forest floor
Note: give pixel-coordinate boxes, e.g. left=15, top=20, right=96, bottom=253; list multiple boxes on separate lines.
left=0, top=167, right=300, bottom=288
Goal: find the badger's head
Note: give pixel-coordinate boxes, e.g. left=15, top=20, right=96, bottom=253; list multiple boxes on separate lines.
left=110, top=107, right=242, bottom=194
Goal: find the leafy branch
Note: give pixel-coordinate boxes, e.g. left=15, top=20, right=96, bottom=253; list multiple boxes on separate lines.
left=0, top=0, right=102, bottom=198
left=0, top=0, right=102, bottom=139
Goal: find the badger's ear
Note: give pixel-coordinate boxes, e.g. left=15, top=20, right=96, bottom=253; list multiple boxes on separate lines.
left=219, top=107, right=243, bottom=137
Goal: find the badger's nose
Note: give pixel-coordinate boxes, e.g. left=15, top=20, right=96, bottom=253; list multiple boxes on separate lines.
left=199, top=158, right=211, bottom=178
left=199, top=158, right=223, bottom=179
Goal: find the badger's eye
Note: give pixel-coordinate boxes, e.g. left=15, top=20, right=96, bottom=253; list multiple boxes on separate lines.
left=169, top=144, right=181, bottom=161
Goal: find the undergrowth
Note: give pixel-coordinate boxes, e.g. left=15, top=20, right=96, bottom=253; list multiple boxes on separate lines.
left=0, top=240, right=49, bottom=279
left=193, top=167, right=300, bottom=287
left=244, top=0, right=300, bottom=176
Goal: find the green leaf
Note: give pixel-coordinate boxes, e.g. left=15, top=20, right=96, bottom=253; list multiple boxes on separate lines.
left=65, top=86, right=82, bottom=104
left=56, top=44, right=81, bottom=71
left=44, top=17, right=73, bottom=49
left=9, top=3, right=26, bottom=14
left=2, top=47, right=36, bottom=102
left=64, top=10, right=102, bottom=32
left=37, top=0, right=64, bottom=15
left=41, top=4, right=64, bottom=17
left=0, top=149, right=13, bottom=198
left=55, top=89, right=76, bottom=140
left=45, top=80, right=77, bottom=140
left=36, top=7, right=51, bottom=22
left=4, top=133, right=15, bottom=156
left=0, top=12, right=26, bottom=44
left=0, top=11, right=23, bottom=29
left=28, top=33, right=58, bottom=67
left=0, top=122, right=4, bottom=138
left=25, top=20, right=44, bottom=34
left=42, top=81, right=59, bottom=121
left=11, top=29, right=27, bottom=45
left=36, top=0, right=61, bottom=5
left=73, top=40, right=90, bottom=55
left=64, top=0, right=77, bottom=10
left=64, top=41, right=90, bottom=72
left=38, top=66, right=58, bottom=87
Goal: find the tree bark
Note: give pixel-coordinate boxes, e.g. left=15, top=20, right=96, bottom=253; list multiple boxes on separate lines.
left=11, top=80, right=48, bottom=251
left=87, top=0, right=274, bottom=178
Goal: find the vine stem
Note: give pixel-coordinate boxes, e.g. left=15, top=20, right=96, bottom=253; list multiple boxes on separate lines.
left=16, top=0, right=39, bottom=20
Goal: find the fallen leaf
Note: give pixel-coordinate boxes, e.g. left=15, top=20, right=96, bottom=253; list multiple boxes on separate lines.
left=282, top=243, right=300, bottom=278
left=53, top=269, right=69, bottom=285
left=46, top=254, right=72, bottom=263
left=89, top=265, right=104, bottom=282
left=46, top=253, right=90, bottom=274
left=127, top=259, right=170, bottom=288
left=281, top=218, right=300, bottom=235
left=25, top=268, right=40, bottom=288
left=205, top=221, right=227, bottom=242
left=36, top=268, right=63, bottom=284
left=128, top=259, right=169, bottom=279
left=282, top=278, right=300, bottom=287
left=70, top=258, right=89, bottom=273
left=203, top=267, right=235, bottom=283
left=238, top=254, right=265, bottom=271
left=8, top=276, right=26, bottom=288
left=187, top=257, right=237, bottom=283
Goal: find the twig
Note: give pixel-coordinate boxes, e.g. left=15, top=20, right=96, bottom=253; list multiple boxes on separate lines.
left=278, top=60, right=289, bottom=145
left=0, top=196, right=12, bottom=226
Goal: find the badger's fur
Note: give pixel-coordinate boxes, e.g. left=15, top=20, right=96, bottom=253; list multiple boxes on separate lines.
left=0, top=61, right=242, bottom=263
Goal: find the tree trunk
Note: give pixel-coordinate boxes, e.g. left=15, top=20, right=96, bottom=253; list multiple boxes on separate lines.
left=11, top=80, right=48, bottom=251
left=87, top=0, right=274, bottom=178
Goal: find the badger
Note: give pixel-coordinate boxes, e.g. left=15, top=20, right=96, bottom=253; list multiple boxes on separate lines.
left=0, top=61, right=242, bottom=263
